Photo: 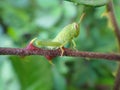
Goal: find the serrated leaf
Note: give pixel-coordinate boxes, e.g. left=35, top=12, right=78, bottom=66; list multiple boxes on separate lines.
left=65, top=0, right=109, bottom=6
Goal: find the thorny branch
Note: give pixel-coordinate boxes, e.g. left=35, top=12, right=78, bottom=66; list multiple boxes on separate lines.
left=0, top=47, right=120, bottom=61
left=0, top=1, right=120, bottom=90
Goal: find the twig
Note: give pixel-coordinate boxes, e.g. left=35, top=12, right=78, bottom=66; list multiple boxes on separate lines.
left=107, top=0, right=120, bottom=49
left=107, top=0, right=120, bottom=90
left=0, top=47, right=120, bottom=61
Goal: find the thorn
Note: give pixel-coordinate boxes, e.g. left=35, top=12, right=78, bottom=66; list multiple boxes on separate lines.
left=48, top=61, right=55, bottom=66
left=26, top=38, right=39, bottom=50
left=30, top=38, right=37, bottom=44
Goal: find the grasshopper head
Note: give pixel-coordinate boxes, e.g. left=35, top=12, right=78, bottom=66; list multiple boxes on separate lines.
left=72, top=22, right=79, bottom=37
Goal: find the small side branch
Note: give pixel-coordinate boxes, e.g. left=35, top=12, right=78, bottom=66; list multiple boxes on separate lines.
left=0, top=47, right=120, bottom=61
left=107, top=1, right=120, bottom=90
left=107, top=0, right=120, bottom=48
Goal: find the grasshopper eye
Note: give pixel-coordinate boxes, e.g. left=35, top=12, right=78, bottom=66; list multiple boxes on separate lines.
left=73, top=23, right=79, bottom=30
left=72, top=23, right=79, bottom=37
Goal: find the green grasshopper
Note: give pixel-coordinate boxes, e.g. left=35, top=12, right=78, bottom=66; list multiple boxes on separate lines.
left=30, top=13, right=85, bottom=64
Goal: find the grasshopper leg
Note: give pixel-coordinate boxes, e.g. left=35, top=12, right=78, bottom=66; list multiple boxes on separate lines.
left=60, top=41, right=67, bottom=56
left=72, top=40, right=77, bottom=50
left=60, top=46, right=64, bottom=56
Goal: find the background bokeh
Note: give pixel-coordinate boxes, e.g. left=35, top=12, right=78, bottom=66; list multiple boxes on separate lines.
left=0, top=0, right=120, bottom=90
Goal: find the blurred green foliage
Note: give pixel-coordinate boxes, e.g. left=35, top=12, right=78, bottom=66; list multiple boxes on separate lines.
left=65, top=0, right=109, bottom=6
left=0, top=0, right=120, bottom=90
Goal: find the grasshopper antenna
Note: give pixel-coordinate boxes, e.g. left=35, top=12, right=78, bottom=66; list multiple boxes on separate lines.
left=78, top=13, right=85, bottom=25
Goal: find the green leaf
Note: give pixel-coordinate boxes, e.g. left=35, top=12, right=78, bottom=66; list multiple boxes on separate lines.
left=65, top=0, right=109, bottom=6
left=10, top=56, right=53, bottom=90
